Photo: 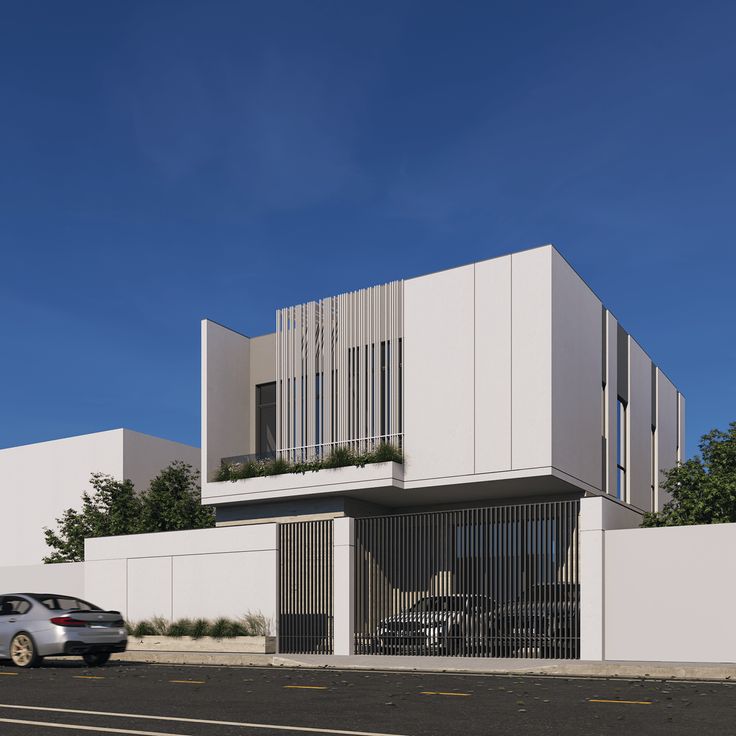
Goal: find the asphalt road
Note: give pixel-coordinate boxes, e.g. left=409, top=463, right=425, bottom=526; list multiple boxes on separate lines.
left=0, top=660, right=734, bottom=736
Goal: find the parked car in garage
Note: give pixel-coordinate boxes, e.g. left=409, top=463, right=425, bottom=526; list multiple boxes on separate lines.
left=375, top=594, right=497, bottom=655
left=0, top=593, right=127, bottom=668
left=493, top=582, right=580, bottom=658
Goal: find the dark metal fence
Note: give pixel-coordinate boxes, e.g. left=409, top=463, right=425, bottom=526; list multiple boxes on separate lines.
left=278, top=519, right=334, bottom=654
left=354, top=501, right=580, bottom=658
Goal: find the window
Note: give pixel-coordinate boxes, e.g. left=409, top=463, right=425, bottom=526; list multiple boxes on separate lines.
left=616, top=398, right=627, bottom=501
left=256, top=382, right=277, bottom=457
left=0, top=596, right=31, bottom=616
left=31, top=595, right=100, bottom=611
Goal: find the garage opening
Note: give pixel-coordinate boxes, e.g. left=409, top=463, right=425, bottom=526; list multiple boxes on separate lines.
left=354, top=500, right=580, bottom=658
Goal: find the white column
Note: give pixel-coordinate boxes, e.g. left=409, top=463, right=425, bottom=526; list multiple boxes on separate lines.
left=579, top=495, right=644, bottom=660
left=333, top=517, right=355, bottom=656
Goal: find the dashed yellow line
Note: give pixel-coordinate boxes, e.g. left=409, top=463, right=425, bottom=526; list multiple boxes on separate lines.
left=169, top=680, right=206, bottom=685
left=0, top=673, right=18, bottom=677
left=589, top=698, right=652, bottom=705
left=74, top=676, right=105, bottom=680
left=284, top=685, right=328, bottom=690
left=420, top=691, right=471, bottom=697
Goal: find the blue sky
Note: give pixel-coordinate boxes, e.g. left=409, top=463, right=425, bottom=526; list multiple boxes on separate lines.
left=1, top=0, right=734, bottom=455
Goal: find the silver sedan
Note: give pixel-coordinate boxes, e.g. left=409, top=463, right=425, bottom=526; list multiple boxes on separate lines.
left=0, top=593, right=127, bottom=668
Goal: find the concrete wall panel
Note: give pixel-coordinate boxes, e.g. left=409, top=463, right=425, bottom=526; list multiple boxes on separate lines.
left=551, top=250, right=603, bottom=490
left=127, top=557, right=172, bottom=621
left=511, top=247, right=552, bottom=470
left=474, top=255, right=512, bottom=473
left=628, top=339, right=653, bottom=510
left=85, top=559, right=127, bottom=615
left=0, top=562, right=85, bottom=599
left=657, top=371, right=679, bottom=510
left=202, top=320, right=250, bottom=483
left=605, top=523, right=736, bottom=662
left=404, top=265, right=475, bottom=481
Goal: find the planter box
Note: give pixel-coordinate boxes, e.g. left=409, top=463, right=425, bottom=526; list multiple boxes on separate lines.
left=127, top=635, right=276, bottom=654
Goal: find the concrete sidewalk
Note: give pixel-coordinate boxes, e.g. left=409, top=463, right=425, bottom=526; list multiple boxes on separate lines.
left=111, top=650, right=736, bottom=682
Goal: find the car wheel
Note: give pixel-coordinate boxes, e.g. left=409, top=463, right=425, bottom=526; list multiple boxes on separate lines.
left=82, top=652, right=111, bottom=667
left=10, top=633, right=41, bottom=668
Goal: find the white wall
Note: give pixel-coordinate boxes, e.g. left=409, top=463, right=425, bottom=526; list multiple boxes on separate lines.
left=550, top=250, right=603, bottom=490
left=511, top=247, right=553, bottom=471
left=605, top=523, right=736, bottom=662
left=628, top=339, right=653, bottom=510
left=657, top=371, right=679, bottom=510
left=0, top=429, right=200, bottom=567
left=404, top=264, right=475, bottom=481
left=122, top=430, right=200, bottom=491
left=202, top=320, right=250, bottom=484
left=0, top=562, right=85, bottom=599
left=84, top=525, right=279, bottom=626
left=474, top=255, right=512, bottom=473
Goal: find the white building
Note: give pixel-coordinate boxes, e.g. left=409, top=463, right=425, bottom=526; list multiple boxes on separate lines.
left=6, top=244, right=718, bottom=665
left=0, top=429, right=200, bottom=567
left=202, top=244, right=684, bottom=524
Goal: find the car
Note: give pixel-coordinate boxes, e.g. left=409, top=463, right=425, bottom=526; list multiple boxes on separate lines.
left=493, top=582, right=580, bottom=657
left=0, top=593, right=127, bottom=668
left=375, top=594, right=497, bottom=655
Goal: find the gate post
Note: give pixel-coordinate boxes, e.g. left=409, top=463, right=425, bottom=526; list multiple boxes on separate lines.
left=333, top=516, right=355, bottom=656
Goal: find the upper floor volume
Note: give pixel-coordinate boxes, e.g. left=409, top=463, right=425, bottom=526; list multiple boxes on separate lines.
left=201, top=244, right=685, bottom=519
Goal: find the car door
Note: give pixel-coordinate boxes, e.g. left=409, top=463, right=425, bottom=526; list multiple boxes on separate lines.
left=0, top=596, right=32, bottom=656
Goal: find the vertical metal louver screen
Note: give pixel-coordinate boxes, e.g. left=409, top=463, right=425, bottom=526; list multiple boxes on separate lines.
left=278, top=520, right=334, bottom=654
left=354, top=501, right=580, bottom=659
left=276, top=281, right=403, bottom=462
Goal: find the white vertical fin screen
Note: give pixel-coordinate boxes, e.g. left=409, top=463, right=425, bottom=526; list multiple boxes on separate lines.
left=276, top=281, right=403, bottom=461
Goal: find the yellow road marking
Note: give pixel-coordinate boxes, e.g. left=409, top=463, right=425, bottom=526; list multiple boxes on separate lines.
left=284, top=685, right=328, bottom=690
left=589, top=699, right=652, bottom=705
left=0, top=673, right=18, bottom=677
left=420, top=691, right=471, bottom=697
left=74, top=676, right=105, bottom=680
left=169, top=680, right=206, bottom=685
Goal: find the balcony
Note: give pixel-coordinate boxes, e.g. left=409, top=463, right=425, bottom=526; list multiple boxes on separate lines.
left=203, top=436, right=405, bottom=506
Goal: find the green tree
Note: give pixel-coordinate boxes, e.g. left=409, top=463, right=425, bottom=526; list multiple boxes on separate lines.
left=643, top=421, right=736, bottom=527
left=139, top=462, right=215, bottom=533
left=43, top=474, right=141, bottom=563
left=43, top=462, right=215, bottom=563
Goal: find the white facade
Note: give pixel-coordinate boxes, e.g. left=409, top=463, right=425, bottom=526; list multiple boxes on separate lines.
left=202, top=245, right=684, bottom=521
left=0, top=429, right=200, bottom=567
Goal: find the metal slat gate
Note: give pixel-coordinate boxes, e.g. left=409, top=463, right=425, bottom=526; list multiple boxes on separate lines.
left=278, top=520, right=334, bottom=654
left=354, top=501, right=580, bottom=658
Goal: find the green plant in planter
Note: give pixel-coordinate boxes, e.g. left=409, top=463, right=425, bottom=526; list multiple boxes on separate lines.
left=132, top=620, right=156, bottom=637
left=190, top=618, right=209, bottom=639
left=167, top=618, right=194, bottom=638
left=323, top=446, right=357, bottom=469
left=209, top=617, right=239, bottom=638
left=366, top=442, right=403, bottom=464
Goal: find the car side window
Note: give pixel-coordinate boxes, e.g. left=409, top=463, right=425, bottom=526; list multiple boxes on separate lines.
left=0, top=597, right=31, bottom=616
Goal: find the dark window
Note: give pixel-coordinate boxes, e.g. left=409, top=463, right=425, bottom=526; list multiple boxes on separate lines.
left=31, top=595, right=100, bottom=611
left=617, top=397, right=627, bottom=501
left=0, top=596, right=32, bottom=616
left=256, top=382, right=277, bottom=456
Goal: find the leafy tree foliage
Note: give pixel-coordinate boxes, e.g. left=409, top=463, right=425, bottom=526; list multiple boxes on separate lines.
left=44, top=462, right=214, bottom=563
left=643, top=422, right=736, bottom=527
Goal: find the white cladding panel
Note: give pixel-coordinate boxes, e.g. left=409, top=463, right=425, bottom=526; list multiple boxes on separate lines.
left=122, top=430, right=199, bottom=492
left=605, top=524, right=736, bottom=662
left=202, top=320, right=250, bottom=482
left=657, top=371, right=678, bottom=510
left=551, top=250, right=603, bottom=490
left=85, top=559, right=127, bottom=615
left=604, top=312, right=618, bottom=496
left=404, top=265, right=475, bottom=481
left=511, top=247, right=552, bottom=470
left=127, top=557, right=173, bottom=621
left=474, top=256, right=512, bottom=473
left=628, top=340, right=653, bottom=510
left=172, top=550, right=278, bottom=623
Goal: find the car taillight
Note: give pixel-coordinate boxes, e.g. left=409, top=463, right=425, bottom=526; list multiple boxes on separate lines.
left=49, top=616, right=86, bottom=627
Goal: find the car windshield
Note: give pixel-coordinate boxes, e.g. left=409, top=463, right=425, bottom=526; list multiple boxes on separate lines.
left=410, top=597, right=466, bottom=613
left=31, top=595, right=102, bottom=612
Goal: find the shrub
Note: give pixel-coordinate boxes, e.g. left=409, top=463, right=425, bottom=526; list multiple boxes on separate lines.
left=150, top=615, right=170, bottom=636
left=132, top=620, right=157, bottom=637
left=190, top=618, right=209, bottom=639
left=167, top=618, right=193, bottom=638
left=240, top=611, right=270, bottom=636
left=209, top=617, right=238, bottom=639
left=216, top=443, right=403, bottom=481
